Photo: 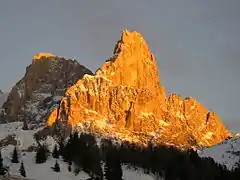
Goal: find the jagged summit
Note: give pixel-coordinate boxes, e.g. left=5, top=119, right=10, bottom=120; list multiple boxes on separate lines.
left=114, top=29, right=147, bottom=52
left=96, top=29, right=163, bottom=94
left=47, top=30, right=231, bottom=148
left=32, top=52, right=57, bottom=64
left=33, top=52, right=56, bottom=60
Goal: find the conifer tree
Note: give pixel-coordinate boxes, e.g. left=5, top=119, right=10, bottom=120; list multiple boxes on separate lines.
left=11, top=146, right=19, bottom=163
left=58, top=138, right=64, bottom=156
left=0, top=150, right=3, bottom=168
left=104, top=147, right=123, bottom=180
left=62, top=133, right=73, bottom=162
left=52, top=160, right=60, bottom=172
left=19, top=161, right=26, bottom=177
left=36, top=144, right=49, bottom=164
left=88, top=145, right=103, bottom=179
left=68, top=160, right=72, bottom=172
left=74, top=165, right=80, bottom=176
left=52, top=144, right=59, bottom=159
left=0, top=150, right=6, bottom=175
left=22, top=119, right=28, bottom=130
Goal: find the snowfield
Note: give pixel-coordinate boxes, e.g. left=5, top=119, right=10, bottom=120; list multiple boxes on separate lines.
left=0, top=122, right=55, bottom=151
left=1, top=151, right=156, bottom=180
left=0, top=121, right=238, bottom=179
left=0, top=122, right=156, bottom=180
left=200, top=136, right=240, bottom=170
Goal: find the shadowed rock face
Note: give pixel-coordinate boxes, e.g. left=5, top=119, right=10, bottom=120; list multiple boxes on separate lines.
left=47, top=30, right=231, bottom=148
left=2, top=56, right=93, bottom=123
left=0, top=90, right=8, bottom=108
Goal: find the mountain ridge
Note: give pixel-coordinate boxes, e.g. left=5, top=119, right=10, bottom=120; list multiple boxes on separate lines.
left=1, top=55, right=93, bottom=124
left=47, top=29, right=231, bottom=148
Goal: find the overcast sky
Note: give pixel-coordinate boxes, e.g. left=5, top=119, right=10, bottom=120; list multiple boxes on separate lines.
left=0, top=1, right=239, bottom=131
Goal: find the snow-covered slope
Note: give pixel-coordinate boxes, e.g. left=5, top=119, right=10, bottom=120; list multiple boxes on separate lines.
left=199, top=136, right=240, bottom=170
left=0, top=122, right=156, bottom=180
left=0, top=122, right=55, bottom=150
left=1, top=153, right=156, bottom=180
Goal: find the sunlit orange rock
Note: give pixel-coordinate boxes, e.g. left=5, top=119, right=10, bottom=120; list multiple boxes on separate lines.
left=45, top=30, right=231, bottom=148
left=33, top=52, right=55, bottom=61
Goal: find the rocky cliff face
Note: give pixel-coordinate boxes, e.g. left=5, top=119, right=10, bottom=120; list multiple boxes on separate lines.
left=0, top=90, right=8, bottom=108
left=47, top=30, right=231, bottom=148
left=2, top=53, right=93, bottom=123
left=0, top=90, right=3, bottom=108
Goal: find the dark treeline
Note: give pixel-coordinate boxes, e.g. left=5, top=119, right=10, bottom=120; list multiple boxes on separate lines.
left=47, top=131, right=240, bottom=180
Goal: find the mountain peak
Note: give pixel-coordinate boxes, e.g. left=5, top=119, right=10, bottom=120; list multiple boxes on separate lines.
left=96, top=29, right=161, bottom=90
left=120, top=29, right=144, bottom=45
left=47, top=30, right=231, bottom=148
left=33, top=53, right=56, bottom=61
left=2, top=55, right=92, bottom=122
left=113, top=29, right=152, bottom=57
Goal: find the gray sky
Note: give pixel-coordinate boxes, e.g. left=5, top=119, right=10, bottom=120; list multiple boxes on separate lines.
left=0, top=0, right=239, bottom=131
